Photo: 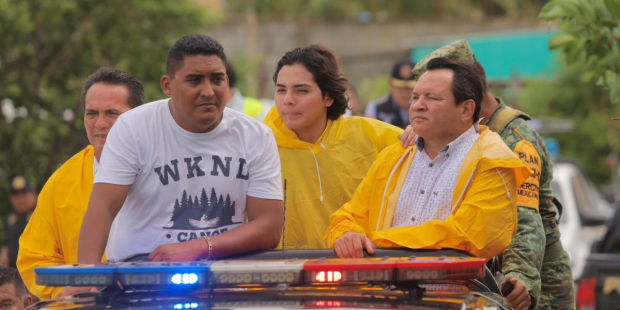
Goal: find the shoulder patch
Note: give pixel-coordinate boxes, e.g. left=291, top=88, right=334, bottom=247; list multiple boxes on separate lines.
left=514, top=139, right=541, bottom=211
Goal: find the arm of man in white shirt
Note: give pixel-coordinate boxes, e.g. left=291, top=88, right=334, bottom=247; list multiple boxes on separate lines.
left=78, top=183, right=131, bottom=263
left=148, top=196, right=283, bottom=261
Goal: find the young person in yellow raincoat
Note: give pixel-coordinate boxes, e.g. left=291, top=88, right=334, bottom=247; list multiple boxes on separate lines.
left=263, top=45, right=404, bottom=249
left=325, top=58, right=531, bottom=261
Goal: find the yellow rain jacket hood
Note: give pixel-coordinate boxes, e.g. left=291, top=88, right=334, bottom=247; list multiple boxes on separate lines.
left=18, top=146, right=105, bottom=300
left=264, top=107, right=402, bottom=249
left=325, top=126, right=531, bottom=260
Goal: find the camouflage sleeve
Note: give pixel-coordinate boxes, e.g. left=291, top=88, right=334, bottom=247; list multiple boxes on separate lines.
left=501, top=207, right=546, bottom=308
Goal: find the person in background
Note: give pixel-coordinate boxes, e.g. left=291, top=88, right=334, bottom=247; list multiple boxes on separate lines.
left=18, top=68, right=145, bottom=300
left=1, top=177, right=37, bottom=268
left=364, top=60, right=416, bottom=129
left=264, top=44, right=403, bottom=249
left=343, top=86, right=362, bottom=117
left=225, top=61, right=271, bottom=121
left=0, top=266, right=33, bottom=310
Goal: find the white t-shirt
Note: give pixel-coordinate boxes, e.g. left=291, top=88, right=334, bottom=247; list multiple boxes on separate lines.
left=95, top=99, right=283, bottom=261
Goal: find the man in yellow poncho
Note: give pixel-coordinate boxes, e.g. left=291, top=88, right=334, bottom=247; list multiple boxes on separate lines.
left=17, top=68, right=145, bottom=300
left=325, top=57, right=530, bottom=261
left=264, top=45, right=403, bottom=249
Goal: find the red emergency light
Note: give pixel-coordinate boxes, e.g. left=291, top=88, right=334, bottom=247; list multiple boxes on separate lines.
left=303, top=258, right=397, bottom=283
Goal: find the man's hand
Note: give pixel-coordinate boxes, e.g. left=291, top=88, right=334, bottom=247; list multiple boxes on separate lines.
left=398, top=125, right=417, bottom=147
left=148, top=239, right=207, bottom=262
left=501, top=276, right=532, bottom=310
left=334, top=232, right=374, bottom=258
left=55, top=286, right=98, bottom=300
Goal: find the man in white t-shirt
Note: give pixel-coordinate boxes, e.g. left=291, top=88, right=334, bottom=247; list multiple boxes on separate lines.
left=78, top=34, right=284, bottom=263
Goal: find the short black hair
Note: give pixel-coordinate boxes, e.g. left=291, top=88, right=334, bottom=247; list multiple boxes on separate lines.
left=166, top=34, right=226, bottom=76
left=0, top=266, right=27, bottom=299
left=81, top=68, right=145, bottom=109
left=426, top=57, right=483, bottom=124
left=273, top=45, right=349, bottom=121
left=226, top=61, right=237, bottom=88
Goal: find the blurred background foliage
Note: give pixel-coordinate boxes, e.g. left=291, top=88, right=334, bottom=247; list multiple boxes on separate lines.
left=0, top=0, right=216, bottom=213
left=517, top=0, right=620, bottom=184
left=226, top=0, right=547, bottom=22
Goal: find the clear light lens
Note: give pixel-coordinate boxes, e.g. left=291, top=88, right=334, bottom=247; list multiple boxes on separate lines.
left=315, top=271, right=342, bottom=282
left=173, top=303, right=199, bottom=309
left=171, top=273, right=198, bottom=285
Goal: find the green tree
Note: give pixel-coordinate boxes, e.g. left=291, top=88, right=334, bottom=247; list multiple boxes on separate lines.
left=539, top=0, right=620, bottom=103
left=0, top=0, right=218, bottom=213
left=518, top=58, right=619, bottom=184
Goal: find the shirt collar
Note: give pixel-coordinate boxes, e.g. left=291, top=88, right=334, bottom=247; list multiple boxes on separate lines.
left=416, top=124, right=478, bottom=154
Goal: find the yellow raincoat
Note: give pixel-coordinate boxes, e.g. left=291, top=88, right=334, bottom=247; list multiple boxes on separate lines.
left=17, top=146, right=105, bottom=300
left=264, top=107, right=402, bottom=249
left=324, top=126, right=531, bottom=260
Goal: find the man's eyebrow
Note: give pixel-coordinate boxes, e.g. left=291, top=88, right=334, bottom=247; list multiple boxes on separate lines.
left=293, top=83, right=311, bottom=88
left=0, top=298, right=12, bottom=303
left=274, top=83, right=312, bottom=88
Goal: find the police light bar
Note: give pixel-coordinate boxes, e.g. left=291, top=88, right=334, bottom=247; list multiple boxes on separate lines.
left=209, top=259, right=306, bottom=285
left=303, top=258, right=398, bottom=283
left=116, top=262, right=210, bottom=287
left=34, top=256, right=488, bottom=288
left=394, top=256, right=485, bottom=281
left=34, top=263, right=120, bottom=287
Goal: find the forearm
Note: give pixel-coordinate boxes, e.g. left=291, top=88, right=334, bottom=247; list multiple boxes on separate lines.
left=78, top=205, right=115, bottom=263
left=325, top=218, right=367, bottom=248
left=78, top=183, right=130, bottom=263
left=209, top=215, right=281, bottom=259
left=502, top=207, right=545, bottom=308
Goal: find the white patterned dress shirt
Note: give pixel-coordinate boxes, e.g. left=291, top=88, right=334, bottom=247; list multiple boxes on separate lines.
left=392, top=125, right=480, bottom=228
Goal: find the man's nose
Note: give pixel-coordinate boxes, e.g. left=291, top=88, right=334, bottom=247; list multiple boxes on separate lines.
left=94, top=115, right=110, bottom=129
left=282, top=90, right=295, bottom=106
left=200, top=81, right=215, bottom=98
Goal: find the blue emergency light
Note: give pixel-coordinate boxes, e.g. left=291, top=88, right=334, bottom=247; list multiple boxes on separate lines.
left=116, top=262, right=210, bottom=287
left=173, top=302, right=199, bottom=309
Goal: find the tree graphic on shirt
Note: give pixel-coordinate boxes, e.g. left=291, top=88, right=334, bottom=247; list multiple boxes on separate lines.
left=165, top=187, right=240, bottom=230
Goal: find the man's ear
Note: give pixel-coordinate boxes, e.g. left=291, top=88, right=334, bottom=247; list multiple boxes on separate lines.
left=161, top=75, right=172, bottom=97
left=324, top=94, right=334, bottom=108
left=23, top=294, right=34, bottom=308
left=461, top=99, right=476, bottom=123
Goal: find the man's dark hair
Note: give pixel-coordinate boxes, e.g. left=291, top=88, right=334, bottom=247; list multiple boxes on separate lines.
left=226, top=61, right=237, bottom=89
left=81, top=68, right=145, bottom=109
left=426, top=57, right=483, bottom=123
left=166, top=34, right=226, bottom=76
left=473, top=61, right=489, bottom=92
left=273, top=45, right=349, bottom=121
left=0, top=266, right=27, bottom=299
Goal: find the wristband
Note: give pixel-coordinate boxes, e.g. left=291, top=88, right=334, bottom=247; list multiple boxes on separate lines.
left=202, top=236, right=212, bottom=260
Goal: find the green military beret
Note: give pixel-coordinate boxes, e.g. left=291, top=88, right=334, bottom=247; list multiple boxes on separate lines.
left=411, top=39, right=476, bottom=78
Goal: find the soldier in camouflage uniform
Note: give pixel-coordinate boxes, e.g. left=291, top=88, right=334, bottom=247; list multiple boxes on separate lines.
left=411, top=40, right=575, bottom=310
